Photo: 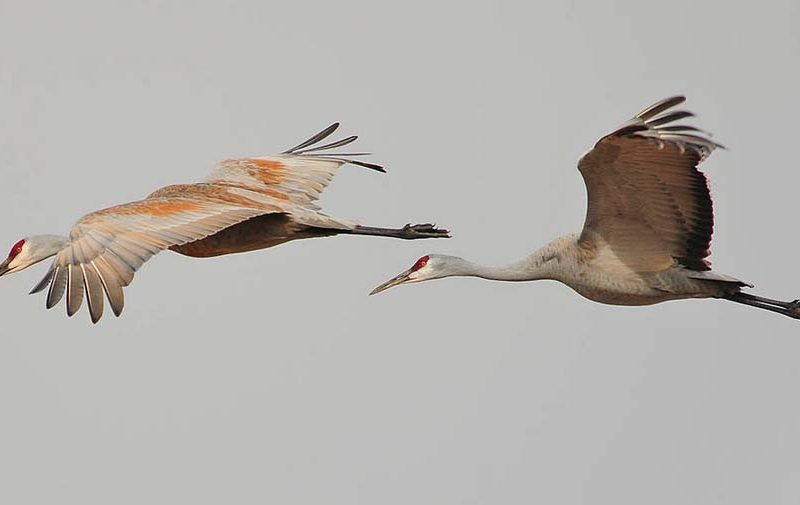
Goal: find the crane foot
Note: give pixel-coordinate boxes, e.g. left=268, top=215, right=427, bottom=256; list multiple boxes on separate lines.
left=351, top=223, right=450, bottom=240
left=399, top=223, right=450, bottom=239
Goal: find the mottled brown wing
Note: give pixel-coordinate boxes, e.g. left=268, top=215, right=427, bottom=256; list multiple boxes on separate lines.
left=205, top=123, right=384, bottom=209
left=578, top=96, right=721, bottom=273
left=31, top=197, right=267, bottom=323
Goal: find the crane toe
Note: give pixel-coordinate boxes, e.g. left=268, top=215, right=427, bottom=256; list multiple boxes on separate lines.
left=401, top=223, right=450, bottom=239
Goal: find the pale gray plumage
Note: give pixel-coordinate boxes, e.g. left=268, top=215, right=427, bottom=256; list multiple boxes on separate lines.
left=372, top=96, right=800, bottom=320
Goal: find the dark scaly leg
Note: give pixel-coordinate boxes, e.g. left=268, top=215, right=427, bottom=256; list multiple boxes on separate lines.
left=349, top=223, right=450, bottom=240
left=723, top=292, right=800, bottom=319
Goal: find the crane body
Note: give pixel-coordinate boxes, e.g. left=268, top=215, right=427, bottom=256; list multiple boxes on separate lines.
left=0, top=124, right=449, bottom=322
left=371, top=97, right=800, bottom=320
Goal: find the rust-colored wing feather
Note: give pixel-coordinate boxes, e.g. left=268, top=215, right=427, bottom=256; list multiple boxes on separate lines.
left=30, top=123, right=382, bottom=323
left=578, top=96, right=722, bottom=273
left=204, top=123, right=384, bottom=210
left=31, top=198, right=267, bottom=323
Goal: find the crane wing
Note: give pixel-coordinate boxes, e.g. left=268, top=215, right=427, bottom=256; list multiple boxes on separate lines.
left=30, top=197, right=267, bottom=323
left=577, top=96, right=722, bottom=273
left=204, top=123, right=384, bottom=209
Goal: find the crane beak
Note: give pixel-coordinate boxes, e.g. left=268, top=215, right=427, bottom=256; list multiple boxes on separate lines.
left=369, top=268, right=414, bottom=296
left=0, top=258, right=10, bottom=277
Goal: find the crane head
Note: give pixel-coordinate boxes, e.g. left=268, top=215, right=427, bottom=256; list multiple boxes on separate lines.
left=0, top=239, right=28, bottom=277
left=0, top=235, right=67, bottom=277
left=370, top=254, right=444, bottom=295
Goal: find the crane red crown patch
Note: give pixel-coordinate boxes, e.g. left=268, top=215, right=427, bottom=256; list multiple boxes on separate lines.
left=8, top=239, right=25, bottom=260
left=411, top=255, right=429, bottom=271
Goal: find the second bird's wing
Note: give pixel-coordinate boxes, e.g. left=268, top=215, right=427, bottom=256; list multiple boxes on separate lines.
left=204, top=123, right=384, bottom=210
left=577, top=96, right=722, bottom=273
left=30, top=197, right=268, bottom=323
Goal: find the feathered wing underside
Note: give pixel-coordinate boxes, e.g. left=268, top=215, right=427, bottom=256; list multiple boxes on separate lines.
left=578, top=96, right=721, bottom=273
left=204, top=123, right=384, bottom=210
left=31, top=198, right=266, bottom=323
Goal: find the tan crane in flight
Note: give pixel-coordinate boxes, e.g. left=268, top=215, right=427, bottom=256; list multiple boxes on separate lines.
left=372, top=96, right=800, bottom=320
left=0, top=123, right=448, bottom=322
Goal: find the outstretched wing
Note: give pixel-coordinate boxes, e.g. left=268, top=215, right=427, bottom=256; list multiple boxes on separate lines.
left=204, top=123, right=384, bottom=209
left=578, top=96, right=722, bottom=273
left=30, top=198, right=267, bottom=323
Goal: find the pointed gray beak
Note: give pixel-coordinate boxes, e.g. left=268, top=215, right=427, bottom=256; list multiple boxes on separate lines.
left=0, top=258, right=10, bottom=277
left=370, top=268, right=414, bottom=296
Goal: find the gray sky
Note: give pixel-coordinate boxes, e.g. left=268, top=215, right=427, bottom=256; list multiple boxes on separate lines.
left=1, top=1, right=799, bottom=503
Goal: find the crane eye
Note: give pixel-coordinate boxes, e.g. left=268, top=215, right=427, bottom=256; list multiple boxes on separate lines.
left=8, top=239, right=25, bottom=260
left=411, top=255, right=429, bottom=271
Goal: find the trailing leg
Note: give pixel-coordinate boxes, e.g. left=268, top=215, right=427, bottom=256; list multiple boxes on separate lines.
left=723, top=292, right=800, bottom=319
left=349, top=223, right=450, bottom=240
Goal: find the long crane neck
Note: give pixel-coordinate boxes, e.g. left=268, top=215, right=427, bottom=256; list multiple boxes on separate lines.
left=449, top=240, right=565, bottom=282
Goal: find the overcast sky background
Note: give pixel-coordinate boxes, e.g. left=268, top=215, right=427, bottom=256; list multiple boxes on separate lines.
left=1, top=1, right=799, bottom=504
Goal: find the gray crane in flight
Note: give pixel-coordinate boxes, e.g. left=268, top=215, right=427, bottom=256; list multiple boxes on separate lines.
left=0, top=123, right=448, bottom=322
left=372, top=96, right=800, bottom=320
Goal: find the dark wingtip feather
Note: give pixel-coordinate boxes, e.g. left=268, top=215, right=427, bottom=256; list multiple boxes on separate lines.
left=282, top=123, right=341, bottom=154
left=349, top=160, right=386, bottom=173
left=636, top=95, right=686, bottom=120
left=66, top=265, right=85, bottom=318
left=610, top=96, right=723, bottom=159
left=286, top=123, right=384, bottom=172
left=647, top=110, right=695, bottom=127
left=295, top=135, right=359, bottom=154
left=46, top=266, right=66, bottom=310
left=30, top=267, right=55, bottom=295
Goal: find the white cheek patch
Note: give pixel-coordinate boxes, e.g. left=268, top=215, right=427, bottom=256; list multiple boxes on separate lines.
left=5, top=242, right=33, bottom=272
